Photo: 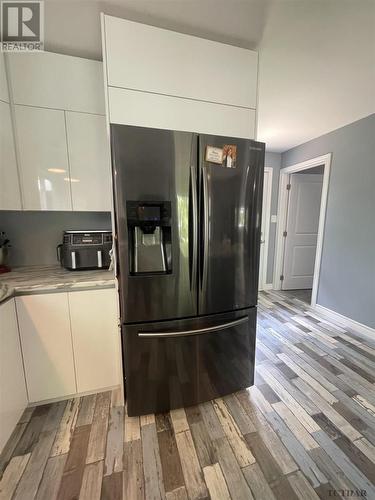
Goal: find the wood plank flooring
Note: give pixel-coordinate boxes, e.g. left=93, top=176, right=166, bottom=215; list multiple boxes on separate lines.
left=281, top=289, right=312, bottom=305
left=1, top=290, right=374, bottom=499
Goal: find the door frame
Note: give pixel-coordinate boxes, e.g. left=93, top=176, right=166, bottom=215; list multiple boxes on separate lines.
left=259, top=166, right=273, bottom=290
left=273, top=153, right=332, bottom=306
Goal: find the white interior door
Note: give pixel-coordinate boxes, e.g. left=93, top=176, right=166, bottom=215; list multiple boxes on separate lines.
left=259, top=168, right=272, bottom=290
left=282, top=173, right=323, bottom=290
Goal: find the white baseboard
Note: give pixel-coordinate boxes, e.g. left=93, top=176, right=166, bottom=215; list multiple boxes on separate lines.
left=314, top=304, right=375, bottom=339
left=262, top=283, right=273, bottom=291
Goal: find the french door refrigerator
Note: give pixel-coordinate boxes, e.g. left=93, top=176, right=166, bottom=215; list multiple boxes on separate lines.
left=111, top=124, right=265, bottom=416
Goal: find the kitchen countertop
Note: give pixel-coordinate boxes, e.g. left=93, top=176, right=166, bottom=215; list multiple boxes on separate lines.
left=0, top=265, right=116, bottom=304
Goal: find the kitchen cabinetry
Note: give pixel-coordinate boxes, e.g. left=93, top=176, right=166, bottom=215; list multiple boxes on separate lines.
left=14, top=105, right=72, bottom=211
left=7, top=52, right=105, bottom=114
left=65, top=112, right=112, bottom=211
left=0, top=299, right=28, bottom=453
left=109, top=87, right=256, bottom=139
left=15, top=289, right=120, bottom=404
left=0, top=52, right=22, bottom=210
left=2, top=51, right=112, bottom=212
left=16, top=294, right=76, bottom=403
left=102, top=15, right=258, bottom=139
left=104, top=16, right=258, bottom=110
left=69, top=289, right=119, bottom=393
left=14, top=105, right=112, bottom=211
left=0, top=101, right=22, bottom=209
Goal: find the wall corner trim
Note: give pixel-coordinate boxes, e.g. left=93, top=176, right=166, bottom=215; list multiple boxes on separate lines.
left=314, top=304, right=375, bottom=340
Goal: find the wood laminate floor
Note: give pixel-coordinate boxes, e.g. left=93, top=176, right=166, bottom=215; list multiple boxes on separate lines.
left=1, top=290, right=375, bottom=500
left=281, top=289, right=312, bottom=305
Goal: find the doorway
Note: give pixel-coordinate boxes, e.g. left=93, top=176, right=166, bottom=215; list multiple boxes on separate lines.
left=273, top=154, right=331, bottom=306
left=259, top=167, right=273, bottom=291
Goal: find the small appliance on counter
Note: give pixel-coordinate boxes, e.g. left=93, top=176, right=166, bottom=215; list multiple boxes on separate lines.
left=57, top=230, right=112, bottom=270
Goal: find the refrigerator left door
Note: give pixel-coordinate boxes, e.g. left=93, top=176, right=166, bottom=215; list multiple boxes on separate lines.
left=111, top=125, right=198, bottom=323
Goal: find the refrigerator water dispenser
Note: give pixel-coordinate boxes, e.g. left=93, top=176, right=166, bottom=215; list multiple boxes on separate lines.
left=127, top=201, right=172, bottom=275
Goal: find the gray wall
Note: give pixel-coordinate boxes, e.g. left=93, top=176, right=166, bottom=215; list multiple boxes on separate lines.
left=264, top=152, right=282, bottom=284
left=0, top=211, right=112, bottom=267
left=282, top=114, right=375, bottom=328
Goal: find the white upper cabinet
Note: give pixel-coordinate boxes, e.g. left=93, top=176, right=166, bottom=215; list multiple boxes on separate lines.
left=0, top=52, right=9, bottom=103
left=0, top=101, right=22, bottom=209
left=65, top=112, right=112, bottom=211
left=109, top=87, right=256, bottom=139
left=15, top=105, right=72, bottom=210
left=103, top=16, right=258, bottom=109
left=7, top=52, right=105, bottom=114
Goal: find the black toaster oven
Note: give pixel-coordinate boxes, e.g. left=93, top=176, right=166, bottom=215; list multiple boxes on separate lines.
left=57, top=230, right=112, bottom=270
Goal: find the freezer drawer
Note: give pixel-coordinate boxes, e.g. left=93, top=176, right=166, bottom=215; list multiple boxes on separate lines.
left=123, top=307, right=256, bottom=416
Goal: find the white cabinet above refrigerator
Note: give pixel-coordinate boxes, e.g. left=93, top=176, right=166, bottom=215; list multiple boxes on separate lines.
left=103, top=16, right=258, bottom=110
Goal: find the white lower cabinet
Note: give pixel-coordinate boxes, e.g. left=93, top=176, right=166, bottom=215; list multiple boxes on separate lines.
left=16, top=294, right=76, bottom=403
left=15, top=289, right=120, bottom=404
left=0, top=299, right=28, bottom=453
left=69, top=289, right=120, bottom=393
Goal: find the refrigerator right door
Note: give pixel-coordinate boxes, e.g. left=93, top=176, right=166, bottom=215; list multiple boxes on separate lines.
left=198, top=135, right=265, bottom=316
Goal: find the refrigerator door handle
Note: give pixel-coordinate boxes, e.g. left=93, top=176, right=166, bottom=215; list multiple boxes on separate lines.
left=200, top=167, right=209, bottom=291
left=189, top=165, right=198, bottom=290
left=138, top=315, right=248, bottom=338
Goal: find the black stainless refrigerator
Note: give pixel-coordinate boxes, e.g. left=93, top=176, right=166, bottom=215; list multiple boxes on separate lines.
left=110, top=124, right=265, bottom=416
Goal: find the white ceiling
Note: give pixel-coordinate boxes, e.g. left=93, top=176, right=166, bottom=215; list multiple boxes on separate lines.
left=43, top=0, right=375, bottom=152
left=257, top=0, right=375, bottom=152
left=44, top=0, right=270, bottom=57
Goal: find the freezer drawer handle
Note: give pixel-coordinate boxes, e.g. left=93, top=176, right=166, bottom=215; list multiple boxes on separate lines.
left=138, top=316, right=248, bottom=338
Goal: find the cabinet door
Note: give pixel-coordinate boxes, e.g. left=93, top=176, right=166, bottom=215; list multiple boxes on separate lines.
left=0, top=101, right=22, bottom=209
left=7, top=52, right=105, bottom=114
left=104, top=16, right=258, bottom=109
left=14, top=105, right=72, bottom=210
left=16, top=294, right=76, bottom=403
left=69, top=289, right=120, bottom=393
left=109, top=87, right=256, bottom=139
left=0, top=299, right=28, bottom=453
left=65, top=112, right=112, bottom=211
